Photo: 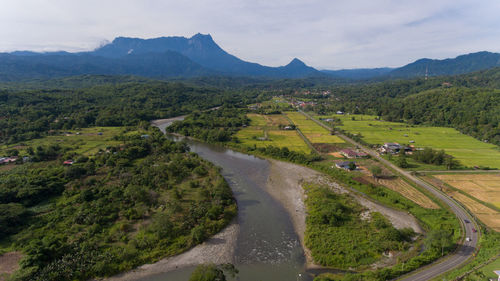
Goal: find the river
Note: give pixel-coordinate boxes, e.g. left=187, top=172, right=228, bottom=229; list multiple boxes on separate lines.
left=146, top=119, right=313, bottom=281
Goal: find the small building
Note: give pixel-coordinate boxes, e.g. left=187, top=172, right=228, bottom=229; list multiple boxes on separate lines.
left=336, top=111, right=344, bottom=115
left=380, top=143, right=402, bottom=154
left=283, top=125, right=294, bottom=130
left=141, top=134, right=150, bottom=139
left=340, top=149, right=368, bottom=159
left=63, top=160, right=74, bottom=165
left=335, top=161, right=356, bottom=171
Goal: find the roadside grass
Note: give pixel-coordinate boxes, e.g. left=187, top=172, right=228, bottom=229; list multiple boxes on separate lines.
left=318, top=114, right=500, bottom=169
left=477, top=257, right=500, bottom=279
left=285, top=112, right=344, bottom=144
left=235, top=114, right=311, bottom=153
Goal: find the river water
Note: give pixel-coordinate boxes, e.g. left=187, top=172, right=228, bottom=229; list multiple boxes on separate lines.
left=147, top=120, right=313, bottom=281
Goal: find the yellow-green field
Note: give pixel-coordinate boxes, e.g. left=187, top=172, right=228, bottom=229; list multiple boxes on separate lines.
left=235, top=114, right=311, bottom=153
left=320, top=114, right=500, bottom=168
left=0, top=127, right=127, bottom=156
left=285, top=112, right=344, bottom=144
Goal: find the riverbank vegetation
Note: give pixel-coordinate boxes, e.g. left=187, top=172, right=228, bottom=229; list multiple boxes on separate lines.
left=1, top=127, right=236, bottom=281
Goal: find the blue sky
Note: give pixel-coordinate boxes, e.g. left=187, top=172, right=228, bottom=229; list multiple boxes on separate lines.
left=1, top=0, right=500, bottom=69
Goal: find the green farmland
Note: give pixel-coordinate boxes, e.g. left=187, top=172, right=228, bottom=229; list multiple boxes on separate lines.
left=285, top=112, right=344, bottom=144
left=235, top=114, right=311, bottom=153
left=320, top=114, right=500, bottom=169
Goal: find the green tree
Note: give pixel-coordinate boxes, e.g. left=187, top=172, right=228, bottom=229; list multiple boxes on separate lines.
left=189, top=264, right=226, bottom=281
left=396, top=155, right=409, bottom=168
left=425, top=229, right=453, bottom=256
left=369, top=166, right=383, bottom=178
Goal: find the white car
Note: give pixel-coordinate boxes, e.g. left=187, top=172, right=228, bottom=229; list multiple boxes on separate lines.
left=466, top=237, right=471, bottom=242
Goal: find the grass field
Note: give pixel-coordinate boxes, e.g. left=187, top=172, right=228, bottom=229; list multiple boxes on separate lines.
left=0, top=127, right=127, bottom=156
left=235, top=114, right=311, bottom=153
left=285, top=112, right=344, bottom=144
left=318, top=114, right=500, bottom=169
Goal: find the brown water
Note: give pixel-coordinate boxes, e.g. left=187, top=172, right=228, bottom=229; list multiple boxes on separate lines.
left=149, top=121, right=313, bottom=281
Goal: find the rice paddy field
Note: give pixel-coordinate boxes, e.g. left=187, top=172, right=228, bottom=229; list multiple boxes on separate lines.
left=285, top=112, right=345, bottom=144
left=0, top=127, right=127, bottom=156
left=235, top=114, right=311, bottom=153
left=317, top=114, right=500, bottom=169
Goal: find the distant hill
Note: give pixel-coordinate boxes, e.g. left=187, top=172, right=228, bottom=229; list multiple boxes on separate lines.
left=389, top=51, right=500, bottom=78
left=321, top=68, right=393, bottom=79
left=0, top=34, right=323, bottom=81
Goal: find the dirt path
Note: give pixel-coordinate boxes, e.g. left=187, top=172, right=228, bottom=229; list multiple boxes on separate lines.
left=0, top=252, right=22, bottom=281
left=106, top=221, right=238, bottom=281
left=264, top=160, right=423, bottom=269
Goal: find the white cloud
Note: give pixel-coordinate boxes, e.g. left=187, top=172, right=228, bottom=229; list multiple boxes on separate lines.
left=1, top=0, right=499, bottom=68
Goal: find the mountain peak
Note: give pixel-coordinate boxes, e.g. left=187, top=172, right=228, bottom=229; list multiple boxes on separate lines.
left=286, top=58, right=307, bottom=67
left=191, top=33, right=213, bottom=40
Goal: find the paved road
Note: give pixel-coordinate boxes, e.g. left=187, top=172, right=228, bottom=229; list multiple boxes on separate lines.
left=297, top=110, right=478, bottom=280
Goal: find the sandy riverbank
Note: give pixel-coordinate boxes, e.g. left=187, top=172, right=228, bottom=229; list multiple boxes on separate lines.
left=105, top=221, right=238, bottom=281
left=263, top=160, right=423, bottom=269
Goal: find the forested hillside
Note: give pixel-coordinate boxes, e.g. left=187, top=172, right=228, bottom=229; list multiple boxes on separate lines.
left=0, top=81, right=266, bottom=144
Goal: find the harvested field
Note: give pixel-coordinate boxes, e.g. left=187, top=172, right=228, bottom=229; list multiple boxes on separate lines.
left=448, top=191, right=500, bottom=232
left=434, top=174, right=500, bottom=210
left=312, top=143, right=342, bottom=153
left=361, top=176, right=439, bottom=209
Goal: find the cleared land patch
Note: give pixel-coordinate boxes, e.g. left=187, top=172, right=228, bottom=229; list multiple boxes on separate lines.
left=285, top=112, right=344, bottom=144
left=319, top=114, right=500, bottom=169
left=235, top=114, right=311, bottom=153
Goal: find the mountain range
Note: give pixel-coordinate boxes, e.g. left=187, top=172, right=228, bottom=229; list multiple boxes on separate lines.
left=1, top=33, right=499, bottom=81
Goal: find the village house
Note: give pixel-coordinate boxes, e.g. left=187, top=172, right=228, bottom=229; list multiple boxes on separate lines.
left=380, top=143, right=402, bottom=154
left=63, top=160, right=74, bottom=165
left=380, top=143, right=413, bottom=154
left=340, top=149, right=367, bottom=158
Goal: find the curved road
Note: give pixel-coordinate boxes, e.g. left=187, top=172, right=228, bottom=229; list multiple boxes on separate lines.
left=297, top=110, right=478, bottom=280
